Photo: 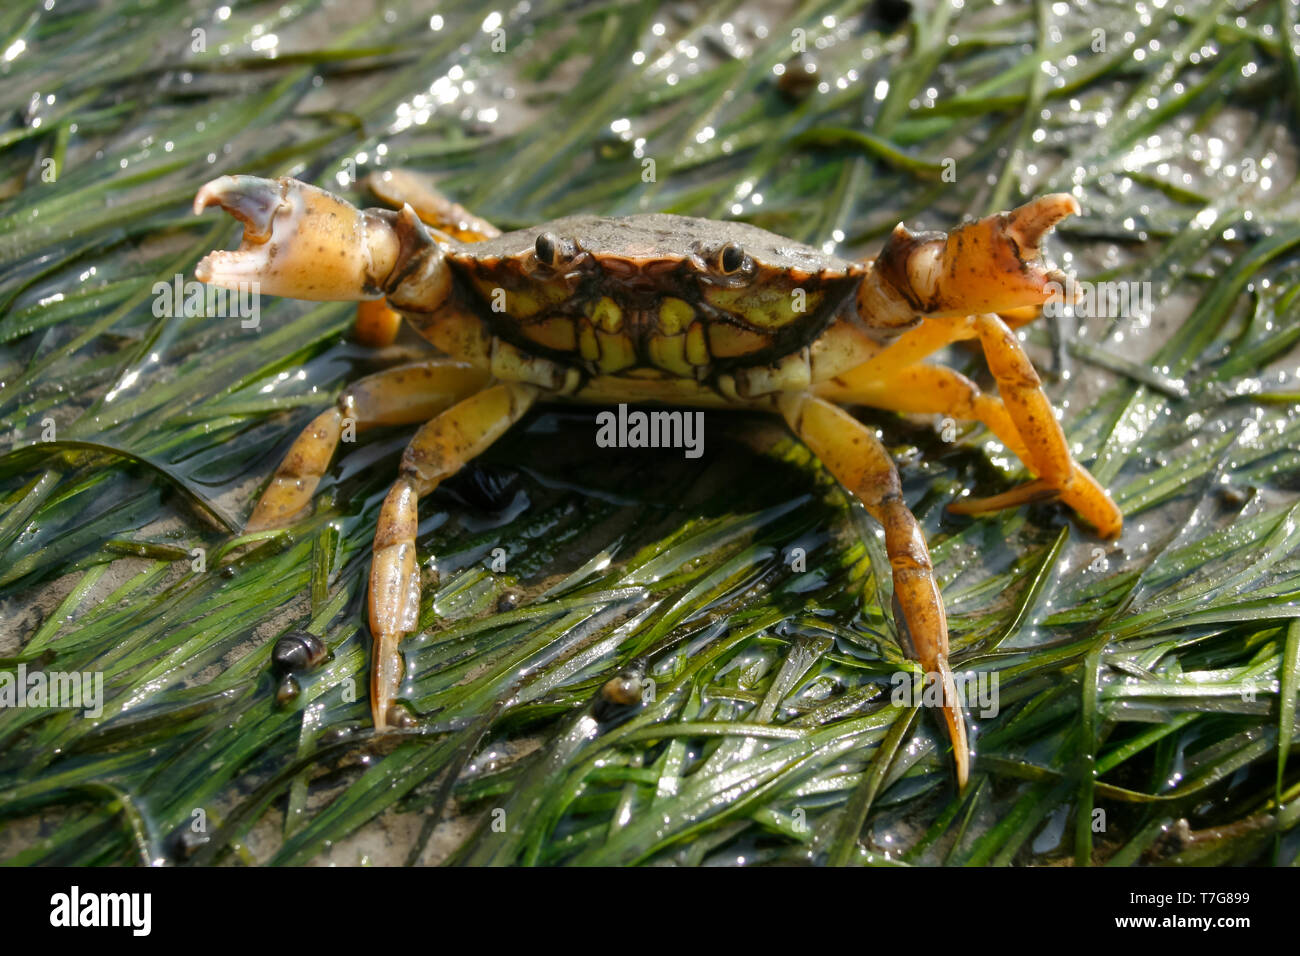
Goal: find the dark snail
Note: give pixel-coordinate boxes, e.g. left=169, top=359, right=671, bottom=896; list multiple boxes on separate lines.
left=271, top=630, right=328, bottom=676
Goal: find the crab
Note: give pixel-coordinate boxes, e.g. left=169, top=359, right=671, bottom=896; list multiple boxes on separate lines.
left=193, top=169, right=1122, bottom=789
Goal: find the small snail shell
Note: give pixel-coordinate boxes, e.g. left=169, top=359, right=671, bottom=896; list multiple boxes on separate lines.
left=601, top=672, right=643, bottom=706
left=387, top=703, right=417, bottom=729
left=594, top=668, right=645, bottom=722
left=275, top=674, right=301, bottom=707
left=271, top=630, right=328, bottom=675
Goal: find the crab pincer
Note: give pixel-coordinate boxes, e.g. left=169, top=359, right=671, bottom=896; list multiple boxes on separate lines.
left=194, top=175, right=403, bottom=301
left=858, top=193, right=1080, bottom=338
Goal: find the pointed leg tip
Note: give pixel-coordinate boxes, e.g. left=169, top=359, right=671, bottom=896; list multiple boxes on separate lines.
left=369, top=628, right=409, bottom=733
left=935, top=658, right=972, bottom=792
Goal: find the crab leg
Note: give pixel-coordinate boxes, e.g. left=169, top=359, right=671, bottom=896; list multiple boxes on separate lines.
left=967, top=313, right=1121, bottom=537
left=370, top=382, right=537, bottom=728
left=815, top=363, right=1121, bottom=536
left=246, top=360, right=491, bottom=531
left=969, top=314, right=1069, bottom=479
left=366, top=169, right=500, bottom=242
left=814, top=312, right=974, bottom=385
left=353, top=299, right=407, bottom=350
left=353, top=170, right=502, bottom=348
left=778, top=392, right=969, bottom=789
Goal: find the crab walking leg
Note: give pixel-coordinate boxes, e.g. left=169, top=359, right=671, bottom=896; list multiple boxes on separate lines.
left=813, top=364, right=1121, bottom=535
left=370, top=382, right=538, bottom=728
left=816, top=363, right=1020, bottom=448
left=970, top=313, right=1070, bottom=482
left=811, top=306, right=1046, bottom=388
left=366, top=169, right=500, bottom=242
left=352, top=299, right=407, bottom=349
left=813, top=307, right=1036, bottom=386
left=969, top=313, right=1122, bottom=538
left=247, top=361, right=491, bottom=531
left=352, top=170, right=503, bottom=347
left=778, top=392, right=970, bottom=788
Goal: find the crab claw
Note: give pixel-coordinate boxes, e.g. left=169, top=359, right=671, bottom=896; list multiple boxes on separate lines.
left=924, top=193, right=1080, bottom=315
left=858, top=194, right=1081, bottom=336
left=194, top=175, right=401, bottom=301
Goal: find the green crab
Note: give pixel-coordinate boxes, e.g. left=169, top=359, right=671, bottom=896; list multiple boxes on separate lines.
left=193, top=169, right=1122, bottom=788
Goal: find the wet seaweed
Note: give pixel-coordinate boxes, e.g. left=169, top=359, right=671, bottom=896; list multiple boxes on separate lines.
left=0, top=0, right=1298, bottom=866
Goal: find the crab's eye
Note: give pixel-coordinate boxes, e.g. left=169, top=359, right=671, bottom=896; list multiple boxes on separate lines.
left=718, top=242, right=745, bottom=275
left=535, top=232, right=559, bottom=266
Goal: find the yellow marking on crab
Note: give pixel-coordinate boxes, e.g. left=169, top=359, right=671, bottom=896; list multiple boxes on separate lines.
left=589, top=296, right=623, bottom=333
left=595, top=330, right=637, bottom=372
left=702, top=284, right=825, bottom=330
left=658, top=296, right=695, bottom=335
left=685, top=322, right=709, bottom=367
left=520, top=317, right=577, bottom=352
left=647, top=333, right=692, bottom=377
left=578, top=319, right=599, bottom=361
left=706, top=321, right=770, bottom=358
left=467, top=273, right=570, bottom=319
